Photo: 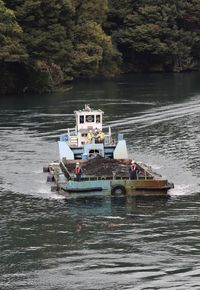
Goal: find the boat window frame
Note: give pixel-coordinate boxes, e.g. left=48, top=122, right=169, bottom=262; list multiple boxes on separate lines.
left=86, top=115, right=94, bottom=123
left=79, top=115, right=84, bottom=124
left=96, top=114, right=101, bottom=123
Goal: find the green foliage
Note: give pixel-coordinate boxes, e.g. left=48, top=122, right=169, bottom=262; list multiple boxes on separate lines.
left=72, top=0, right=120, bottom=77
left=1, top=0, right=200, bottom=94
left=73, top=21, right=119, bottom=76
left=0, top=0, right=27, bottom=62
left=2, top=0, right=120, bottom=94
left=179, top=0, right=200, bottom=60
left=107, top=0, right=199, bottom=72
left=4, top=0, right=75, bottom=91
left=73, top=0, right=109, bottom=24
left=5, top=0, right=74, bottom=63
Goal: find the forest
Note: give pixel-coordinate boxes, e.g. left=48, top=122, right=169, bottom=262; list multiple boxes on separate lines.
left=0, top=0, right=200, bottom=95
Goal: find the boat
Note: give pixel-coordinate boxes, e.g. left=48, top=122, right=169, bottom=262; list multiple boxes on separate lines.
left=44, top=104, right=174, bottom=198
left=58, top=104, right=128, bottom=160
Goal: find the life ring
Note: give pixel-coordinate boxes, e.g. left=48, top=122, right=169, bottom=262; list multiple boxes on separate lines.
left=111, top=185, right=126, bottom=196
left=86, top=115, right=93, bottom=122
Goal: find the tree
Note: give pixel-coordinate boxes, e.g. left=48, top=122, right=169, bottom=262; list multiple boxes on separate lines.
left=4, top=0, right=75, bottom=89
left=106, top=0, right=196, bottom=72
left=72, top=0, right=121, bottom=77
left=0, top=0, right=27, bottom=62
left=178, top=0, right=200, bottom=62
left=0, top=0, right=28, bottom=95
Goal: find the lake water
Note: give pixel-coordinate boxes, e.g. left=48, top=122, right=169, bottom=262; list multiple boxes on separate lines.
left=0, top=73, right=200, bottom=289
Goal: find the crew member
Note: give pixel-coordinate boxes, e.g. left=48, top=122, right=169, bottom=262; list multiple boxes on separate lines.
left=75, top=162, right=82, bottom=181
left=97, top=130, right=105, bottom=143
left=129, top=160, right=137, bottom=180
left=87, top=130, right=94, bottom=143
left=94, top=128, right=99, bottom=143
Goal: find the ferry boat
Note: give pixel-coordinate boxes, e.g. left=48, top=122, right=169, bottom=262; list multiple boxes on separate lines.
left=44, top=105, right=174, bottom=197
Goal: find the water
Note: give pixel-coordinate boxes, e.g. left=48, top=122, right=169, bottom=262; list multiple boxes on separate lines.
left=0, top=73, right=200, bottom=289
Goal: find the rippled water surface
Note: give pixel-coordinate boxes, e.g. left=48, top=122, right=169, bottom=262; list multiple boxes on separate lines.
left=0, top=73, right=200, bottom=289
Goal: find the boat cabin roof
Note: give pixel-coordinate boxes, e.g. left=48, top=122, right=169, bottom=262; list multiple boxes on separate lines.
left=74, top=104, right=104, bottom=131
left=74, top=104, right=103, bottom=115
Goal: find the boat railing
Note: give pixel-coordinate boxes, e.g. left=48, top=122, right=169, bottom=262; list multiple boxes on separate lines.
left=60, top=126, right=115, bottom=146
left=70, top=176, right=125, bottom=181
left=137, top=162, right=162, bottom=179
left=59, top=127, right=76, bottom=142
left=104, top=134, right=114, bottom=145
left=69, top=175, right=154, bottom=182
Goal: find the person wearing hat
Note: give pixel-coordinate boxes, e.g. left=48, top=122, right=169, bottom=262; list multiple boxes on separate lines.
left=97, top=130, right=105, bottom=143
left=75, top=162, right=83, bottom=181
left=87, top=130, right=94, bottom=143
left=129, top=160, right=137, bottom=180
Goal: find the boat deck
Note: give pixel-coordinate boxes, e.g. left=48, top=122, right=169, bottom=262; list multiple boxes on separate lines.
left=61, top=156, right=154, bottom=180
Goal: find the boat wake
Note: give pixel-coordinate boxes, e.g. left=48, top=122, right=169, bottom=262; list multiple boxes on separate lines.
left=106, top=98, right=200, bottom=130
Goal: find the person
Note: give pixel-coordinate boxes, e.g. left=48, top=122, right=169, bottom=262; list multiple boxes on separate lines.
left=87, top=130, right=94, bottom=143
left=97, top=130, right=105, bottom=143
left=129, top=160, right=137, bottom=180
left=94, top=128, right=99, bottom=143
left=75, top=162, right=82, bottom=181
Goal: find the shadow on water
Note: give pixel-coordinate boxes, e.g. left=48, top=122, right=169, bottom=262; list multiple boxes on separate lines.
left=61, top=195, right=171, bottom=218
left=0, top=191, right=171, bottom=218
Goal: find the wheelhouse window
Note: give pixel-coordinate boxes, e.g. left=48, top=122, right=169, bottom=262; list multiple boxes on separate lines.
left=86, top=115, right=94, bottom=122
left=79, top=115, right=84, bottom=123
left=96, top=115, right=101, bottom=123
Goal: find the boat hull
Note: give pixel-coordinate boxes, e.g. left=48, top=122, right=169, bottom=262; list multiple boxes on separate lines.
left=59, top=178, right=173, bottom=198
left=45, top=157, right=174, bottom=199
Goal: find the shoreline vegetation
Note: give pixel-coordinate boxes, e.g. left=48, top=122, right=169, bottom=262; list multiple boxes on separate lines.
left=1, top=0, right=200, bottom=95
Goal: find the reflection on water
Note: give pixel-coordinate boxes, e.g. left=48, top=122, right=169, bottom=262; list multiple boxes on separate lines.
left=0, top=72, right=200, bottom=289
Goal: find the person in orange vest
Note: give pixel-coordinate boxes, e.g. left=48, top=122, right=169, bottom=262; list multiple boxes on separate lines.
left=129, top=160, right=137, bottom=180
left=75, top=162, right=83, bottom=181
